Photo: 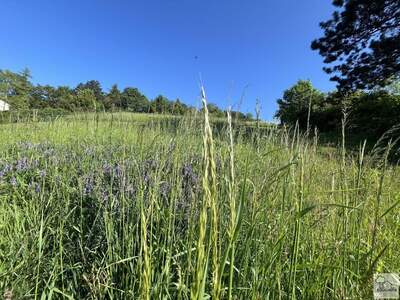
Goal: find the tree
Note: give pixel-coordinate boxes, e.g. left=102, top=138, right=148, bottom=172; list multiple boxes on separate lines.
left=104, top=84, right=122, bottom=110
left=349, top=90, right=400, bottom=136
left=0, top=69, right=33, bottom=110
left=201, top=103, right=224, bottom=118
left=0, top=67, right=235, bottom=119
left=275, top=80, right=324, bottom=128
left=171, top=99, right=188, bottom=115
left=245, top=112, right=254, bottom=120
left=311, top=0, right=400, bottom=91
left=121, top=87, right=149, bottom=112
left=151, top=95, right=170, bottom=114
left=31, top=85, right=55, bottom=109
left=53, top=86, right=75, bottom=111
left=74, top=88, right=98, bottom=110
left=75, top=80, right=104, bottom=103
left=231, top=110, right=247, bottom=121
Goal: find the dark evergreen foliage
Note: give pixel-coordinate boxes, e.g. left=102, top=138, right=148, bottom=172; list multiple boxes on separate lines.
left=311, top=0, right=400, bottom=91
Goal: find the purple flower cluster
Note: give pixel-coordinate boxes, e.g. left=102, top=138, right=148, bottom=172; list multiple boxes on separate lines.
left=83, top=175, right=95, bottom=196
left=0, top=163, right=12, bottom=179
left=101, top=190, right=109, bottom=202
left=17, top=142, right=36, bottom=150
left=102, top=162, right=112, bottom=177
left=29, top=182, right=41, bottom=193
left=181, top=163, right=199, bottom=200
left=7, top=142, right=202, bottom=235
left=125, top=183, right=136, bottom=198
left=0, top=149, right=49, bottom=193
left=159, top=181, right=171, bottom=203
left=114, top=164, right=123, bottom=179
left=17, top=142, right=55, bottom=156
left=39, top=170, right=46, bottom=178
left=10, top=177, right=17, bottom=187
left=174, top=163, right=200, bottom=234
left=16, top=157, right=29, bottom=171
left=102, top=162, right=124, bottom=179
left=84, top=147, right=94, bottom=156
left=142, top=159, right=158, bottom=188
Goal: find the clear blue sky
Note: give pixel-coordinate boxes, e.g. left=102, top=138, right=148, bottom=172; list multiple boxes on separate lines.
left=0, top=0, right=336, bottom=120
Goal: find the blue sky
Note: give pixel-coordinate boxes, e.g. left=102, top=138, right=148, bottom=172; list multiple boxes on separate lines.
left=0, top=0, right=336, bottom=120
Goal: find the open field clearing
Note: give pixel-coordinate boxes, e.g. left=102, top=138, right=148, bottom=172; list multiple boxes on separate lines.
left=1, top=0, right=399, bottom=297
left=0, top=112, right=399, bottom=299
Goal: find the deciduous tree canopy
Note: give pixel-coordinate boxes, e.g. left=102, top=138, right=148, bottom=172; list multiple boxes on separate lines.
left=275, top=79, right=400, bottom=138
left=0, top=68, right=253, bottom=121
left=275, top=80, right=324, bottom=127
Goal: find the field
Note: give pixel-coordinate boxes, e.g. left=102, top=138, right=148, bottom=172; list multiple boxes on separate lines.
left=0, top=111, right=399, bottom=299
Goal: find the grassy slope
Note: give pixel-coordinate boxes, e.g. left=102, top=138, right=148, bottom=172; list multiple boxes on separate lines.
left=0, top=113, right=399, bottom=299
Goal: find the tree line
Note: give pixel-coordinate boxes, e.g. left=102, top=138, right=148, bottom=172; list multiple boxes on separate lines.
left=275, top=79, right=400, bottom=139
left=276, top=0, right=400, bottom=140
left=0, top=68, right=253, bottom=121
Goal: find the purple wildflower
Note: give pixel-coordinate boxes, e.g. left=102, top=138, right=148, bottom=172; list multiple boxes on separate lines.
left=18, top=142, right=35, bottom=150
left=179, top=163, right=199, bottom=213
left=113, top=164, right=123, bottom=178
left=181, top=164, right=198, bottom=189
left=143, top=173, right=151, bottom=185
left=3, top=164, right=12, bottom=173
left=103, top=163, right=112, bottom=176
left=29, top=182, right=41, bottom=193
left=83, top=176, right=95, bottom=195
left=16, top=157, right=29, bottom=171
left=159, top=181, right=171, bottom=203
left=125, top=184, right=136, bottom=198
left=52, top=175, right=61, bottom=185
left=84, top=147, right=94, bottom=156
left=143, top=159, right=157, bottom=171
left=167, top=142, right=176, bottom=154
left=10, top=177, right=17, bottom=187
left=43, top=148, right=54, bottom=157
left=0, top=164, right=12, bottom=179
left=101, top=190, right=109, bottom=202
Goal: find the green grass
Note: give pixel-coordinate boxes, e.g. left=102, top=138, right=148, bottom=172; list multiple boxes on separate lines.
left=0, top=111, right=399, bottom=299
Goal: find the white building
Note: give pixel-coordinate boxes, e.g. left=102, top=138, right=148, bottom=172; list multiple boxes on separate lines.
left=0, top=100, right=10, bottom=111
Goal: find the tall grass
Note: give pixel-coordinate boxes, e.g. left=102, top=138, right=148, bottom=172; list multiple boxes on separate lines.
left=0, top=106, right=399, bottom=299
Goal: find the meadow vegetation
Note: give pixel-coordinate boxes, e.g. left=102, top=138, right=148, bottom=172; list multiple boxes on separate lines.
left=1, top=0, right=399, bottom=298
left=0, top=107, right=399, bottom=299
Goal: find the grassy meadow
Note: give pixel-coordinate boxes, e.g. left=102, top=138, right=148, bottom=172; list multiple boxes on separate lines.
left=0, top=110, right=399, bottom=299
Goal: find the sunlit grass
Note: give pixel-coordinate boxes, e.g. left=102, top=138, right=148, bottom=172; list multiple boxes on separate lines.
left=0, top=110, right=399, bottom=299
